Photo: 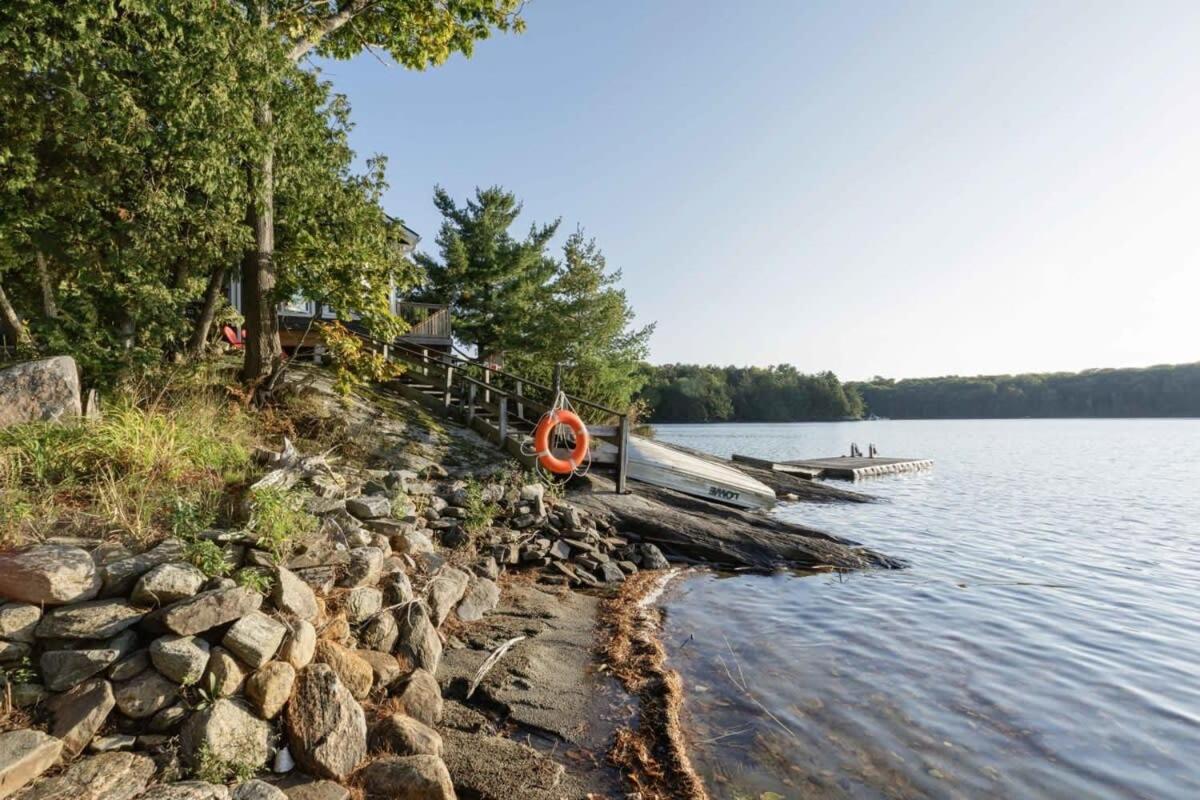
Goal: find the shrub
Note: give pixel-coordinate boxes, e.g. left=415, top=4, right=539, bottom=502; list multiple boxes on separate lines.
left=247, top=487, right=314, bottom=563
left=186, top=539, right=232, bottom=579
left=234, top=567, right=273, bottom=595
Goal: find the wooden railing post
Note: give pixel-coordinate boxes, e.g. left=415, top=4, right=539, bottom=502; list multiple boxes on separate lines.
left=466, top=382, right=476, bottom=424
left=515, top=380, right=524, bottom=421
left=443, top=366, right=454, bottom=411
left=498, top=396, right=508, bottom=442
left=483, top=368, right=491, bottom=405
left=421, top=347, right=429, bottom=378
left=617, top=413, right=630, bottom=494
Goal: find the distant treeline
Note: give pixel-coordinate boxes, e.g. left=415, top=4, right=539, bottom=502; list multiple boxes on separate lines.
left=851, top=362, right=1200, bottom=419
left=637, top=362, right=1200, bottom=423
left=637, top=364, right=864, bottom=422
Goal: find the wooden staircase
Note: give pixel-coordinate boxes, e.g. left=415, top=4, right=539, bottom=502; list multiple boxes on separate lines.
left=362, top=336, right=631, bottom=492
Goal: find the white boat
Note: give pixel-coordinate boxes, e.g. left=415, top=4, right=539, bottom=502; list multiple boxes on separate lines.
left=625, top=435, right=776, bottom=511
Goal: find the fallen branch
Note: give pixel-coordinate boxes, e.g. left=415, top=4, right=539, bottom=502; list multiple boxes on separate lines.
left=467, top=636, right=525, bottom=700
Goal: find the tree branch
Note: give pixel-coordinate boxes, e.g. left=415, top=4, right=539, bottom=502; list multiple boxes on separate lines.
left=287, top=0, right=375, bottom=62
left=35, top=251, right=59, bottom=320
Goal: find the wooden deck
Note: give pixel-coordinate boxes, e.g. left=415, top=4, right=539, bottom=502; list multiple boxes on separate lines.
left=783, top=456, right=933, bottom=480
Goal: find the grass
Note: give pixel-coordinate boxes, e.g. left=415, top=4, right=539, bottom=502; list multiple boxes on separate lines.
left=192, top=741, right=259, bottom=784
left=0, top=373, right=258, bottom=547
left=462, top=477, right=498, bottom=535
left=247, top=486, right=314, bottom=563
left=234, top=566, right=274, bottom=595
left=186, top=539, right=233, bottom=579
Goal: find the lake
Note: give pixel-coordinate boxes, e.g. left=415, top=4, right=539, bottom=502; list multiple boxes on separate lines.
left=652, top=419, right=1200, bottom=800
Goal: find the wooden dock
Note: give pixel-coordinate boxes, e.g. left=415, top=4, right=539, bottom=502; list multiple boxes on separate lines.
left=784, top=456, right=933, bottom=480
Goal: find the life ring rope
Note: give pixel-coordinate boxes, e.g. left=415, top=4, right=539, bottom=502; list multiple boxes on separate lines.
left=524, top=391, right=592, bottom=480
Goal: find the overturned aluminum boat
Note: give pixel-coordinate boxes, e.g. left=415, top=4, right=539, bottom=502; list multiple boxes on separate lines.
left=625, top=435, right=776, bottom=511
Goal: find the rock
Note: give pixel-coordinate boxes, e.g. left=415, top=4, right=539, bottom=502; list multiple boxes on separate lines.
left=597, top=561, right=625, bottom=584
left=520, top=484, right=546, bottom=517
left=284, top=664, right=367, bottom=781
left=0, top=729, right=62, bottom=798
left=134, top=782, right=231, bottom=800
left=150, top=635, right=210, bottom=685
left=454, top=578, right=499, bottom=623
left=381, top=571, right=413, bottom=606
left=131, top=563, right=206, bottom=606
left=370, top=714, right=443, bottom=757
left=4, top=685, right=44, bottom=709
left=338, top=547, right=383, bottom=588
left=276, top=779, right=347, bottom=800
left=390, top=531, right=434, bottom=557
left=231, top=781, right=288, bottom=800
left=312, top=641, right=372, bottom=700
left=112, top=669, right=178, bottom=719
left=345, top=587, right=382, bottom=624
left=108, top=649, right=150, bottom=680
left=358, top=612, right=398, bottom=653
left=221, top=612, right=286, bottom=668
left=394, top=603, right=441, bottom=674
left=639, top=543, right=670, bottom=570
left=148, top=703, right=189, bottom=732
left=201, top=647, right=247, bottom=698
left=13, top=751, right=155, bottom=800
left=0, top=642, right=30, bottom=664
left=346, top=495, right=390, bottom=520
left=0, top=356, right=80, bottom=428
left=472, top=556, right=499, bottom=581
left=356, top=650, right=404, bottom=690
left=548, top=540, right=571, bottom=561
left=100, top=539, right=188, bottom=598
left=49, top=678, right=114, bottom=757
left=279, top=620, right=316, bottom=670
left=357, top=754, right=455, bottom=800
left=392, top=669, right=443, bottom=727
left=272, top=568, right=318, bottom=622
left=0, top=604, right=41, bottom=643
left=244, top=661, right=295, bottom=720
left=424, top=567, right=470, bottom=628
left=0, top=545, right=100, bottom=606
left=40, top=648, right=120, bottom=691
left=180, top=699, right=272, bottom=772
left=158, top=586, right=263, bottom=636
left=89, top=734, right=136, bottom=753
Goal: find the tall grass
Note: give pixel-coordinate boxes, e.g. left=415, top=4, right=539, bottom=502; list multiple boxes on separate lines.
left=0, top=384, right=257, bottom=547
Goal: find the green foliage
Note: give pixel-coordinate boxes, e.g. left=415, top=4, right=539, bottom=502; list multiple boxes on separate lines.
left=321, top=321, right=404, bottom=396
left=234, top=567, right=274, bottom=595
left=192, top=742, right=258, bottom=784
left=639, top=364, right=863, bottom=422
left=461, top=478, right=497, bottom=534
left=852, top=362, right=1200, bottom=419
left=186, top=540, right=232, bottom=579
left=247, top=487, right=315, bottom=563
left=1, top=658, right=37, bottom=686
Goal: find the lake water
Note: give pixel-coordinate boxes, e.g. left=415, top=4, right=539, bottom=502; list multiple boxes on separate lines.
left=652, top=420, right=1200, bottom=800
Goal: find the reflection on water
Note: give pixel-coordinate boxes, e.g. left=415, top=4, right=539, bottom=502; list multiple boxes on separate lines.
left=655, top=420, right=1200, bottom=800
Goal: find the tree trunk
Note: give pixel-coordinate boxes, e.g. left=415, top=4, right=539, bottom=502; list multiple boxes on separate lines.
left=188, top=264, right=228, bottom=357
left=35, top=252, right=58, bottom=319
left=240, top=97, right=281, bottom=385
left=0, top=280, right=30, bottom=348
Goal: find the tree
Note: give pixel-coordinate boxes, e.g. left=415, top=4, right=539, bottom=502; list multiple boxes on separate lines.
left=234, top=0, right=526, bottom=384
left=417, top=186, right=559, bottom=360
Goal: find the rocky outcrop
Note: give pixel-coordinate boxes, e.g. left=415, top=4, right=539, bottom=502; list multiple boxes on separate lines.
left=0, top=545, right=100, bottom=605
left=0, top=356, right=80, bottom=429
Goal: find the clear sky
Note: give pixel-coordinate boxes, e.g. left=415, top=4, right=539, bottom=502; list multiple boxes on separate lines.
left=316, top=1, right=1200, bottom=381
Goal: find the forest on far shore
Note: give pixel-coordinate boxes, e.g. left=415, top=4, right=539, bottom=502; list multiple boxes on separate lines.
left=637, top=361, right=1200, bottom=422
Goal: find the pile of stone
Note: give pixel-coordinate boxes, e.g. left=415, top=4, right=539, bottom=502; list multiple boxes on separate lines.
left=0, top=475, right=505, bottom=800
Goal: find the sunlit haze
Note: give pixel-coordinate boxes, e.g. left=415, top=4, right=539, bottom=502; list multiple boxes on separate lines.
left=318, top=1, right=1200, bottom=380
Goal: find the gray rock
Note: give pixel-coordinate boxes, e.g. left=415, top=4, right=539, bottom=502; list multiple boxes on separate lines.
left=158, top=586, right=262, bottom=636
left=202, top=647, right=248, bottom=698
left=113, top=669, right=179, bottom=719
left=390, top=530, right=434, bottom=556
left=181, top=699, right=272, bottom=772
left=0, top=641, right=31, bottom=664
left=0, top=603, right=41, bottom=642
left=0, top=544, right=100, bottom=605
left=271, top=567, right=318, bottom=622
left=346, top=495, right=390, bottom=520
left=424, top=567, right=470, bottom=627
left=5, top=684, right=45, bottom=709
left=0, top=729, right=63, bottom=797
left=106, top=628, right=140, bottom=658
left=640, top=542, right=670, bottom=570
left=393, top=669, right=443, bottom=727
left=345, top=587, right=382, bottom=623
left=244, top=661, right=295, bottom=720
left=231, top=781, right=288, bottom=800
left=0, top=355, right=80, bottom=428
left=49, top=678, right=114, bottom=757
left=356, top=650, right=404, bottom=690
left=520, top=483, right=546, bottom=517
left=370, top=714, right=443, bottom=757
left=548, top=540, right=571, bottom=560
left=358, top=754, right=455, bottom=800
left=338, top=547, right=383, bottom=588
left=284, top=664, right=367, bottom=781
left=13, top=750, right=155, bottom=800
left=100, top=538, right=188, bottom=598
left=472, top=556, right=499, bottom=581
left=131, top=562, right=206, bottom=606
left=394, top=602, right=441, bottom=673
left=134, top=782, right=231, bottom=800
left=150, top=635, right=210, bottom=685
left=40, top=648, right=120, bottom=691
left=311, top=641, right=372, bottom=701
left=455, top=578, right=500, bottom=623
left=278, top=620, right=316, bottom=670
left=597, top=561, right=625, bottom=584
left=148, top=703, right=189, bottom=732
left=108, top=649, right=150, bottom=681
left=35, top=599, right=143, bottom=640
left=358, top=612, right=398, bottom=653
left=273, top=779, right=347, bottom=800
left=88, top=734, right=136, bottom=753
left=381, top=570, right=414, bottom=606
left=221, top=612, right=286, bottom=668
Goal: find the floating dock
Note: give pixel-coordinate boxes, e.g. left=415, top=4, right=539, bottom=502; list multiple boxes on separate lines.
left=731, top=454, right=933, bottom=481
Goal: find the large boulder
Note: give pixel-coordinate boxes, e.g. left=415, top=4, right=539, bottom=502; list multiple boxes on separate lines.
left=180, top=699, right=272, bottom=773
left=278, top=620, right=316, bottom=670
left=338, top=547, right=383, bottom=589
left=13, top=751, right=155, bottom=800
left=0, top=356, right=80, bottom=429
left=157, top=587, right=262, bottom=636
left=0, top=729, right=63, bottom=798
left=284, top=664, right=366, bottom=781
left=357, top=755, right=455, bottom=800
left=394, top=603, right=441, bottom=674
left=0, top=545, right=100, bottom=605
left=200, top=647, right=248, bottom=698
left=48, top=678, right=114, bottom=757
left=36, top=599, right=144, bottom=640
left=0, top=604, right=41, bottom=642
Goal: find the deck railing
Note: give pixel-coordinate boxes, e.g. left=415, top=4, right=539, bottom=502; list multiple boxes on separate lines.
left=395, top=302, right=451, bottom=343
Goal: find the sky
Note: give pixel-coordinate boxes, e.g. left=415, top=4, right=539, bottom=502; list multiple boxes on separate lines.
left=316, top=1, right=1200, bottom=381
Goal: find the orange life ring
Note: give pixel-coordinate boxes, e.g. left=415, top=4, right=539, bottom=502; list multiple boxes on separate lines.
left=533, top=409, right=590, bottom=475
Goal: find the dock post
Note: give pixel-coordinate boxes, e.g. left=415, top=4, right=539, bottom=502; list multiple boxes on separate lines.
left=616, top=414, right=630, bottom=494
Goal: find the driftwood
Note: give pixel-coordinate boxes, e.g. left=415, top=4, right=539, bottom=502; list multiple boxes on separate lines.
left=467, top=636, right=526, bottom=700
left=570, top=476, right=905, bottom=571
